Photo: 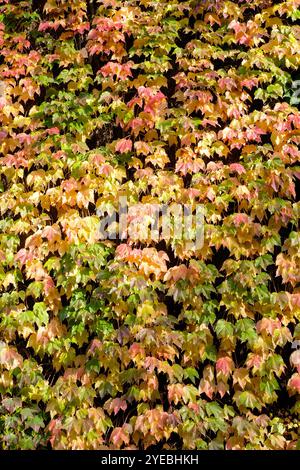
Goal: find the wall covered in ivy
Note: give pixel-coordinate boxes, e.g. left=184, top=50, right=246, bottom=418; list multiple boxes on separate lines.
left=0, top=0, right=300, bottom=450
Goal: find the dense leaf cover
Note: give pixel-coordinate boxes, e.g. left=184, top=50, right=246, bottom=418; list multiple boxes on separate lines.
left=0, top=0, right=300, bottom=450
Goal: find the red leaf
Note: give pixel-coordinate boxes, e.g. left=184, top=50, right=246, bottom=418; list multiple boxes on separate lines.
left=229, top=163, right=246, bottom=175
left=47, top=127, right=60, bottom=135
left=115, top=138, right=133, bottom=153
left=15, top=249, right=33, bottom=266
left=110, top=426, right=130, bottom=448
left=288, top=373, right=300, bottom=393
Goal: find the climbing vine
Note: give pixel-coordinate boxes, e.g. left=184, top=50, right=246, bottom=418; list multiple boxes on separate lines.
left=0, top=0, right=300, bottom=450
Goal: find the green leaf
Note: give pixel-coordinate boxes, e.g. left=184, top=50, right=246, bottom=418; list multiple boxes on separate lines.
left=215, top=320, right=234, bottom=339
left=184, top=367, right=199, bottom=384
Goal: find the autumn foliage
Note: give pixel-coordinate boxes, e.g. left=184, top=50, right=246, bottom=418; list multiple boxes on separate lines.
left=0, top=0, right=300, bottom=450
